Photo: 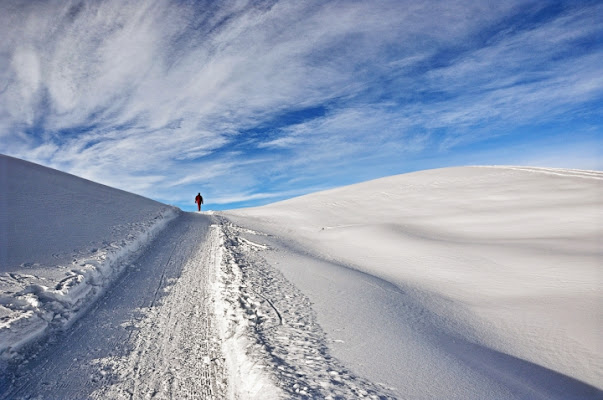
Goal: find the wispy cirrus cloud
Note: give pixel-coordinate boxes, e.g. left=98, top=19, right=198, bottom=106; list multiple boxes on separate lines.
left=0, top=0, right=601, bottom=209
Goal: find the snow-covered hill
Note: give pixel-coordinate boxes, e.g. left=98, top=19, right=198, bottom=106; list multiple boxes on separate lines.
left=2, top=155, right=601, bottom=399
left=224, top=166, right=603, bottom=398
left=0, top=154, right=179, bottom=361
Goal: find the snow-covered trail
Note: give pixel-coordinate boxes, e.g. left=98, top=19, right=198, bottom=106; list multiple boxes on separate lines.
left=0, top=213, right=227, bottom=399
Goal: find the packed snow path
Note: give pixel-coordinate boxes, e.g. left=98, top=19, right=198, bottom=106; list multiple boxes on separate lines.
left=0, top=211, right=393, bottom=399
left=0, top=213, right=227, bottom=399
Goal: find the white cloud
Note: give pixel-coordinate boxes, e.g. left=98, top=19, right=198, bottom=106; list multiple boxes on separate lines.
left=0, top=0, right=600, bottom=208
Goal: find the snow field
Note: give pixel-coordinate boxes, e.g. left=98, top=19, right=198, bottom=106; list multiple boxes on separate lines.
left=224, top=166, right=603, bottom=398
left=2, top=155, right=600, bottom=399
left=0, top=154, right=180, bottom=364
left=216, top=218, right=397, bottom=399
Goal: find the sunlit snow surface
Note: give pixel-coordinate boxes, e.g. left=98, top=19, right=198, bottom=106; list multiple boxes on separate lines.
left=223, top=166, right=602, bottom=399
left=1, top=154, right=601, bottom=399
left=0, top=154, right=179, bottom=360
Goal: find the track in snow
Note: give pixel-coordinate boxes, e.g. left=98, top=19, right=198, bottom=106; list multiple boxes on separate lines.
left=0, top=213, right=227, bottom=399
left=217, top=219, right=397, bottom=399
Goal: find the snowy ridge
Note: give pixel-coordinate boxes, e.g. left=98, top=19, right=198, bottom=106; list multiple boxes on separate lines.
left=487, top=165, right=603, bottom=180
left=0, top=155, right=180, bottom=362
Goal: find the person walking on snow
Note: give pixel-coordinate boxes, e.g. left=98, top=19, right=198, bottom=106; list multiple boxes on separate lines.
left=195, top=193, right=203, bottom=211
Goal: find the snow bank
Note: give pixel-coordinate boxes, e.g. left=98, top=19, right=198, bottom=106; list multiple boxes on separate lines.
left=216, top=220, right=398, bottom=398
left=0, top=154, right=179, bottom=361
left=211, top=223, right=284, bottom=400
left=224, top=166, right=603, bottom=395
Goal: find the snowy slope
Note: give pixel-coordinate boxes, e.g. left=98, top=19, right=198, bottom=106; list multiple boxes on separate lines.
left=223, top=166, right=603, bottom=398
left=0, top=154, right=179, bottom=361
left=2, top=156, right=600, bottom=399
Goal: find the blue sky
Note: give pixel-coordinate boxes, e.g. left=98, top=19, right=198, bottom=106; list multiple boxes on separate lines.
left=1, top=0, right=601, bottom=211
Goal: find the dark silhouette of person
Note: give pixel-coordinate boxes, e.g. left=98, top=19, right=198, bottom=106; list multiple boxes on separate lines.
left=195, top=193, right=203, bottom=211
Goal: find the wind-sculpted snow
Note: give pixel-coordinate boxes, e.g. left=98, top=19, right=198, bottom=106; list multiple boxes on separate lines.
left=0, top=154, right=179, bottom=363
left=224, top=166, right=603, bottom=399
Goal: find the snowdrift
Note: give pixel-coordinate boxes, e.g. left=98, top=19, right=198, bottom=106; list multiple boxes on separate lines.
left=0, top=154, right=179, bottom=361
left=225, top=166, right=603, bottom=396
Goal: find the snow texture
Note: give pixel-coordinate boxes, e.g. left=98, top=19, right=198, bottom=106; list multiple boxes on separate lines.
left=0, top=154, right=179, bottom=362
left=216, top=219, right=396, bottom=399
left=223, top=166, right=603, bottom=399
left=1, top=154, right=601, bottom=399
left=0, top=155, right=277, bottom=399
left=0, top=213, right=235, bottom=399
